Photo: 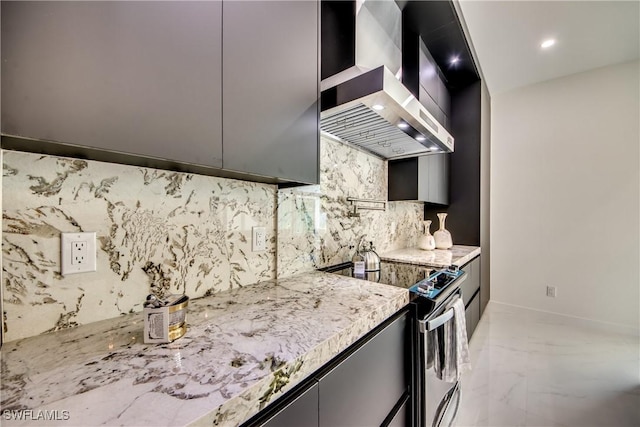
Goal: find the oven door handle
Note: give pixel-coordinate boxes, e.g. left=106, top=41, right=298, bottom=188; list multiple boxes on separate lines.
left=433, top=382, right=461, bottom=427
left=418, top=290, right=462, bottom=333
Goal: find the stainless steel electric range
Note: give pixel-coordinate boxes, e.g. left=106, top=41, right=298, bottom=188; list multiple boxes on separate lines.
left=319, top=260, right=468, bottom=427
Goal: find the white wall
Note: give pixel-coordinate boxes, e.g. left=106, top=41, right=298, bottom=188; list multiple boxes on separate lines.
left=491, top=60, right=639, bottom=330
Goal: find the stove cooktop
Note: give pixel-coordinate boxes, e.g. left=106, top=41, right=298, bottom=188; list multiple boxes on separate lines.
left=318, top=261, right=463, bottom=301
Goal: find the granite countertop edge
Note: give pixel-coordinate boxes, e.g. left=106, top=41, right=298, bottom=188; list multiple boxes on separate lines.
left=0, top=271, right=409, bottom=427
left=379, top=245, right=481, bottom=268
left=190, top=291, right=409, bottom=427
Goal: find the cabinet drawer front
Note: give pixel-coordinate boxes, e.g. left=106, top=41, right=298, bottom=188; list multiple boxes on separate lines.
left=261, top=383, right=319, bottom=427
left=465, top=291, right=481, bottom=338
left=318, top=314, right=408, bottom=427
left=460, top=256, right=480, bottom=307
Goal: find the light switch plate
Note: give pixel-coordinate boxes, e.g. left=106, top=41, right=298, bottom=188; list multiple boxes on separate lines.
left=61, top=232, right=97, bottom=275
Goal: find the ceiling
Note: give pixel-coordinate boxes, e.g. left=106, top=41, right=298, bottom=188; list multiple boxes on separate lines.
left=456, top=0, right=640, bottom=95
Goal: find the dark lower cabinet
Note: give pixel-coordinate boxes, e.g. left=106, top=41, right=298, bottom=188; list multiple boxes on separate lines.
left=465, top=292, right=481, bottom=339
left=460, top=256, right=481, bottom=338
left=385, top=393, right=410, bottom=427
left=261, top=383, right=319, bottom=427
left=242, top=310, right=410, bottom=427
left=318, top=312, right=408, bottom=427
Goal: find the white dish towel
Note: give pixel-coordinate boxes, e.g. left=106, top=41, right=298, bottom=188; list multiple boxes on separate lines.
left=439, top=297, right=471, bottom=382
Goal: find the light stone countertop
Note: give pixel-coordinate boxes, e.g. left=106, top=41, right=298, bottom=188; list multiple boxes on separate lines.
left=379, top=245, right=481, bottom=268
left=0, top=272, right=409, bottom=427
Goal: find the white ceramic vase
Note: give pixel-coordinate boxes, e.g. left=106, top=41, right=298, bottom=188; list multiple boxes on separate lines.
left=434, top=213, right=453, bottom=249
left=417, top=220, right=436, bottom=251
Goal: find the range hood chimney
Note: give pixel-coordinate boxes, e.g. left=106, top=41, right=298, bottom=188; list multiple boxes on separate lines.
left=320, top=0, right=454, bottom=159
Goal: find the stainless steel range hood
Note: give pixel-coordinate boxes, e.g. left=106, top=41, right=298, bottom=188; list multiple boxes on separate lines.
left=320, top=65, right=454, bottom=159
left=320, top=0, right=454, bottom=159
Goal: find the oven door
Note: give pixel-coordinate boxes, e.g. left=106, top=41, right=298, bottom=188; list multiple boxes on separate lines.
left=418, top=290, right=463, bottom=427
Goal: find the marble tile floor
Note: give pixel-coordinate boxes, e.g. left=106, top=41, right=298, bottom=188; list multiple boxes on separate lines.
left=455, top=302, right=640, bottom=427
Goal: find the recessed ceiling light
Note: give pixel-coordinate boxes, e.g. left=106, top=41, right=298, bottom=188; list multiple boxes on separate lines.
left=398, top=122, right=409, bottom=129
left=450, top=56, right=460, bottom=65
left=416, top=135, right=426, bottom=142
left=541, top=39, right=556, bottom=49
left=372, top=104, right=385, bottom=111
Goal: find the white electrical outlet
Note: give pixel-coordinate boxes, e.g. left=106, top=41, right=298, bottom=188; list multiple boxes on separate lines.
left=252, top=226, right=266, bottom=252
left=61, top=232, right=97, bottom=275
left=546, top=285, right=557, bottom=298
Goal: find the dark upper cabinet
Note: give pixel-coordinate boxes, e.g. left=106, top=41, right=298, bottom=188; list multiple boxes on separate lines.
left=417, top=39, right=450, bottom=128
left=1, top=1, right=223, bottom=168
left=402, top=26, right=451, bottom=129
left=1, top=1, right=319, bottom=186
left=320, top=1, right=356, bottom=80
left=222, top=1, right=319, bottom=185
left=388, top=155, right=449, bottom=205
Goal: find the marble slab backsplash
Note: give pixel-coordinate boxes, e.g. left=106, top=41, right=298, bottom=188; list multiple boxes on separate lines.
left=277, top=136, right=423, bottom=277
left=2, top=150, right=276, bottom=342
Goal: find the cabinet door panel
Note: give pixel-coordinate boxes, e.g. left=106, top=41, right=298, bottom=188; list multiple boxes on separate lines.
left=428, top=155, right=441, bottom=203
left=419, top=41, right=439, bottom=105
left=318, top=314, right=407, bottom=427
left=460, top=256, right=480, bottom=307
left=2, top=1, right=223, bottom=167
left=389, top=155, right=448, bottom=204
left=441, top=153, right=450, bottom=204
left=465, top=292, right=480, bottom=338
left=387, top=395, right=409, bottom=427
left=262, top=383, right=318, bottom=427
left=223, top=1, right=319, bottom=184
left=427, top=154, right=449, bottom=205
left=419, top=85, right=441, bottom=125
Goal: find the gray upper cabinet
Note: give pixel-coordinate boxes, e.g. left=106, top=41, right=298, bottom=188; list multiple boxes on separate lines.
left=2, top=1, right=320, bottom=185
left=222, top=1, right=319, bottom=185
left=1, top=1, right=223, bottom=168
left=389, top=154, right=449, bottom=204
left=425, top=154, right=449, bottom=205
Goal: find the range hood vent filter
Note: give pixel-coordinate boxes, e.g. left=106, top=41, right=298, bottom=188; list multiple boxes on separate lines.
left=321, top=104, right=439, bottom=159
left=320, top=66, right=454, bottom=159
